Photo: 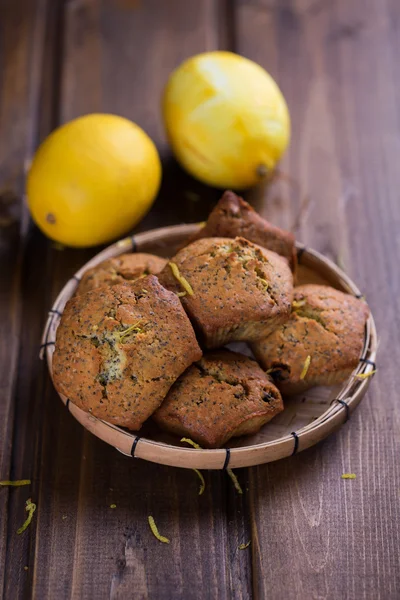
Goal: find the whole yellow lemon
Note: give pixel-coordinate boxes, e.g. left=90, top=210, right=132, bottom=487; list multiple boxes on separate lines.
left=27, top=114, right=161, bottom=247
left=163, top=51, right=290, bottom=189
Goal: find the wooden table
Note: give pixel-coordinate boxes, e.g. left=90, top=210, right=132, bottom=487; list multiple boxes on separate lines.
left=1, top=1, right=399, bottom=598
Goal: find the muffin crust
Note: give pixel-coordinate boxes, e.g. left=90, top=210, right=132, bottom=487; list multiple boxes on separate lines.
left=159, top=236, right=293, bottom=348
left=76, top=253, right=167, bottom=295
left=53, top=275, right=202, bottom=430
left=251, top=284, right=369, bottom=395
left=187, top=190, right=296, bottom=271
left=154, top=349, right=283, bottom=448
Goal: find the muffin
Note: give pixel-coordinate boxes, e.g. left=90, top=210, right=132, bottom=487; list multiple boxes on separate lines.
left=53, top=275, right=202, bottom=430
left=76, top=253, right=167, bottom=295
left=153, top=349, right=283, bottom=448
left=251, top=284, right=369, bottom=395
left=159, top=236, right=293, bottom=348
left=187, top=190, right=296, bottom=271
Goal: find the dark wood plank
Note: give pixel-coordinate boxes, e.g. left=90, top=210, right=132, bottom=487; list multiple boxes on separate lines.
left=235, top=0, right=400, bottom=598
left=26, top=2, right=252, bottom=599
left=0, top=1, right=58, bottom=596
left=61, top=0, right=226, bottom=231
left=4, top=1, right=399, bottom=599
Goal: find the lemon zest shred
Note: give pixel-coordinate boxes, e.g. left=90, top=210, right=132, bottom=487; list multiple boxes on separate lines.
left=266, top=367, right=279, bottom=374
left=0, top=480, right=31, bottom=487
left=238, top=541, right=251, bottom=550
left=259, top=278, right=269, bottom=287
left=227, top=469, right=243, bottom=495
left=169, top=262, right=194, bottom=296
left=177, top=291, right=187, bottom=298
left=180, top=438, right=241, bottom=495
left=17, top=499, right=36, bottom=534
left=292, top=299, right=306, bottom=309
left=180, top=437, right=201, bottom=450
left=148, top=516, right=170, bottom=544
left=355, top=370, right=376, bottom=380
left=180, top=439, right=205, bottom=494
left=119, top=320, right=143, bottom=341
left=300, top=355, right=311, bottom=380
left=341, top=473, right=356, bottom=479
left=193, top=469, right=205, bottom=495
left=110, top=504, right=117, bottom=509
left=117, top=238, right=131, bottom=248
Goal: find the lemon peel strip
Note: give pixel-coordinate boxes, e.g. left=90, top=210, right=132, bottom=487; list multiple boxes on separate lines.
left=355, top=370, right=376, bottom=380
left=119, top=320, right=143, bottom=341
left=169, top=262, right=194, bottom=296
left=341, top=473, right=356, bottom=479
left=300, top=355, right=311, bottom=380
left=17, top=499, right=36, bottom=534
left=227, top=469, right=243, bottom=495
left=0, top=480, right=31, bottom=487
left=148, top=516, right=170, bottom=544
left=180, top=438, right=206, bottom=494
left=238, top=541, right=251, bottom=550
left=180, top=437, right=201, bottom=450
left=292, top=300, right=306, bottom=309
left=180, top=437, right=241, bottom=494
left=193, top=469, right=206, bottom=496
left=266, top=367, right=280, bottom=375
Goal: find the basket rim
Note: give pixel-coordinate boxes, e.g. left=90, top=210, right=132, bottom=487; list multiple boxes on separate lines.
left=41, top=223, right=378, bottom=470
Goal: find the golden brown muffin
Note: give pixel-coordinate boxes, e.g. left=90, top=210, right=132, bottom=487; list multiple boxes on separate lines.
left=159, top=236, right=293, bottom=348
left=187, top=190, right=297, bottom=271
left=53, top=275, right=202, bottom=430
left=153, top=349, right=283, bottom=448
left=251, top=284, right=369, bottom=395
left=76, top=253, right=167, bottom=295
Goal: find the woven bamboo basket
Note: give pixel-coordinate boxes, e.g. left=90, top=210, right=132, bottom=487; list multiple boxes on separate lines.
left=41, top=223, right=377, bottom=470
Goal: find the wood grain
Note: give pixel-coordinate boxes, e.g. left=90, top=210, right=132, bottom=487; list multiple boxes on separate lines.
left=236, top=0, right=400, bottom=598
left=0, top=1, right=56, bottom=596
left=24, top=1, right=251, bottom=599
left=1, top=0, right=400, bottom=598
left=61, top=0, right=225, bottom=231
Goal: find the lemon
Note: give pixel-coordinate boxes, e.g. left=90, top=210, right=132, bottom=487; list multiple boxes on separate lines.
left=163, top=51, right=290, bottom=189
left=27, top=114, right=161, bottom=247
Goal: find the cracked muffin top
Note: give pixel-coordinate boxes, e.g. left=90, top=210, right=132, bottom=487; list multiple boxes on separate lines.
left=53, top=275, right=202, bottom=430
left=159, top=236, right=293, bottom=348
left=251, top=284, right=369, bottom=395
left=76, top=253, right=167, bottom=295
left=186, top=190, right=297, bottom=271
left=153, top=349, right=283, bottom=448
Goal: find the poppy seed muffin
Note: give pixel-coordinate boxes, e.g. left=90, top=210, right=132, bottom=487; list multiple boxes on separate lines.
left=76, top=253, right=167, bottom=295
left=153, top=349, right=283, bottom=448
left=159, top=236, right=293, bottom=348
left=53, top=275, right=202, bottom=430
left=251, top=284, right=369, bottom=395
left=187, top=190, right=297, bottom=271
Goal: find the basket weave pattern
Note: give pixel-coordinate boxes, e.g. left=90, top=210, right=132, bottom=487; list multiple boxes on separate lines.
left=41, top=224, right=377, bottom=469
